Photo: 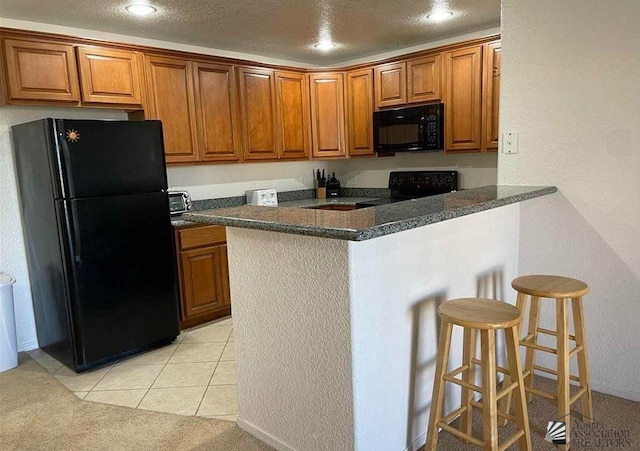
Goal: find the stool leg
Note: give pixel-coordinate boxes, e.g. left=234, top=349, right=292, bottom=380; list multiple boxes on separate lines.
left=557, top=297, right=571, bottom=451
left=498, top=291, right=527, bottom=426
left=460, top=327, right=477, bottom=438
left=505, top=325, right=532, bottom=451
left=426, top=321, right=454, bottom=451
left=524, top=296, right=541, bottom=402
left=571, top=296, right=594, bottom=422
left=481, top=329, right=498, bottom=451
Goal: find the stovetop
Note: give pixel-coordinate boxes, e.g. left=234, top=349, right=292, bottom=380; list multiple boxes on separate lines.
left=356, top=171, right=458, bottom=208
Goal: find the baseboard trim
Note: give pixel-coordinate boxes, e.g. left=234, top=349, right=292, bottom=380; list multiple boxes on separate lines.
left=591, top=382, right=640, bottom=402
left=534, top=371, right=640, bottom=402
left=237, top=417, right=298, bottom=451
left=18, top=340, right=38, bottom=352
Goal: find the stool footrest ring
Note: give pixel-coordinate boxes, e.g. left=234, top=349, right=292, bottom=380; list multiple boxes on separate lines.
left=443, top=372, right=482, bottom=393
left=520, top=337, right=557, bottom=354
left=525, top=386, right=557, bottom=400
left=471, top=357, right=511, bottom=376
left=537, top=327, right=576, bottom=341
left=532, top=364, right=580, bottom=382
left=499, top=431, right=526, bottom=451
left=471, top=400, right=517, bottom=423
left=436, top=421, right=484, bottom=447
left=569, top=386, right=588, bottom=407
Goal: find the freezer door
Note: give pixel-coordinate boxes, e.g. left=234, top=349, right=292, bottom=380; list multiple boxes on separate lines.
left=52, top=119, right=168, bottom=199
left=57, top=192, right=179, bottom=367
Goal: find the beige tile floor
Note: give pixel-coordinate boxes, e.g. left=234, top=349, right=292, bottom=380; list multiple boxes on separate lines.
left=28, top=316, right=238, bottom=421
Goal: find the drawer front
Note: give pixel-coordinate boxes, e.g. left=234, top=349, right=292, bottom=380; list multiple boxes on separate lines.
left=178, top=225, right=226, bottom=249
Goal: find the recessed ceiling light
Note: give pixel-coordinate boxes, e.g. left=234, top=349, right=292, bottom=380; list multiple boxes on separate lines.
left=314, top=41, right=336, bottom=51
left=427, top=10, right=454, bottom=21
left=125, top=4, right=157, bottom=16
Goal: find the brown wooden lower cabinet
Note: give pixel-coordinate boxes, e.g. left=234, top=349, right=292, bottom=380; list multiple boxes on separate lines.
left=175, top=225, right=231, bottom=329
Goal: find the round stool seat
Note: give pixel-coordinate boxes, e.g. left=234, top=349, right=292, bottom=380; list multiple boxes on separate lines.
left=512, top=275, right=588, bottom=298
left=438, top=298, right=522, bottom=330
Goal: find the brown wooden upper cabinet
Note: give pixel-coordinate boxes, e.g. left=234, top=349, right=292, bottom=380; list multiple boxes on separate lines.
left=482, top=41, right=501, bottom=151
left=237, top=67, right=279, bottom=160
left=443, top=45, right=483, bottom=152
left=144, top=55, right=199, bottom=163
left=374, top=62, right=406, bottom=108
left=192, top=62, right=241, bottom=162
left=274, top=71, right=311, bottom=160
left=2, top=39, right=80, bottom=103
left=374, top=56, right=442, bottom=109
left=76, top=46, right=143, bottom=106
left=309, top=73, right=346, bottom=158
left=407, top=54, right=441, bottom=104
left=345, top=68, right=375, bottom=156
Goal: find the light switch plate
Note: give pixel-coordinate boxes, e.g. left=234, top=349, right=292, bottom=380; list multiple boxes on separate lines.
left=502, top=132, right=519, bottom=154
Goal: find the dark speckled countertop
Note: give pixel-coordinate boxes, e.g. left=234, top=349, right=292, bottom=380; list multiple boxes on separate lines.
left=183, top=185, right=557, bottom=241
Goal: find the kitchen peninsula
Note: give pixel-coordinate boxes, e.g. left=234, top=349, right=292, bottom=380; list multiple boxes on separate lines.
left=184, top=185, right=556, bottom=451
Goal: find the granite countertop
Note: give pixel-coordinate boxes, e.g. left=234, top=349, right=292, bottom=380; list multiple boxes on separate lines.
left=171, top=197, right=376, bottom=228
left=183, top=185, right=558, bottom=241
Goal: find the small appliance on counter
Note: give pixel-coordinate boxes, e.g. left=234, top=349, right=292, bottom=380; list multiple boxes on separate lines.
left=326, top=173, right=341, bottom=198
left=168, top=190, right=192, bottom=216
left=246, top=189, right=278, bottom=206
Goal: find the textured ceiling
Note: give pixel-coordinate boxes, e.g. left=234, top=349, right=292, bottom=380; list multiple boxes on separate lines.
left=0, top=0, right=500, bottom=65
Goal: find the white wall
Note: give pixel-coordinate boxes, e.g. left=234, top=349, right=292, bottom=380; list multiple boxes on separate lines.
left=349, top=203, right=520, bottom=450
left=228, top=228, right=353, bottom=451
left=499, top=0, right=640, bottom=401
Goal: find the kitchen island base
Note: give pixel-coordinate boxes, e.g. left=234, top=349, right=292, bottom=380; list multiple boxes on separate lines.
left=226, top=203, right=520, bottom=451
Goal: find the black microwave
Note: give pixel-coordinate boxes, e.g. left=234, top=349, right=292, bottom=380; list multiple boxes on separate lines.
left=373, top=103, right=444, bottom=152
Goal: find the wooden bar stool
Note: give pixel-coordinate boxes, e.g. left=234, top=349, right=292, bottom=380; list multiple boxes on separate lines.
left=425, top=298, right=532, bottom=451
left=502, top=275, right=593, bottom=450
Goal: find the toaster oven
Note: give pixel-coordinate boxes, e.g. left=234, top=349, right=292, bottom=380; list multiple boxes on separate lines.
left=168, top=190, right=191, bottom=216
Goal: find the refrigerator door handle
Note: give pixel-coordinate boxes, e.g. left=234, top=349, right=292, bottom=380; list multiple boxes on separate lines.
left=63, top=201, right=82, bottom=265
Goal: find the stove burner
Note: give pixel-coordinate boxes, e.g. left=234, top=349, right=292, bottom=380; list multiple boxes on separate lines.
left=356, top=171, right=458, bottom=208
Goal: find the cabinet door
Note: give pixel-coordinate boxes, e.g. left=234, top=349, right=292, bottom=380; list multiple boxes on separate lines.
left=309, top=73, right=346, bottom=158
left=76, top=46, right=143, bottom=105
left=374, top=62, right=406, bottom=108
left=180, top=246, right=225, bottom=319
left=444, top=46, right=483, bottom=152
left=275, top=71, right=310, bottom=160
left=345, top=68, right=374, bottom=156
left=3, top=39, right=79, bottom=103
left=237, top=67, right=278, bottom=160
left=218, top=244, right=231, bottom=305
left=407, top=54, right=441, bottom=103
left=482, top=41, right=501, bottom=152
left=193, top=62, right=241, bottom=162
left=144, top=55, right=199, bottom=163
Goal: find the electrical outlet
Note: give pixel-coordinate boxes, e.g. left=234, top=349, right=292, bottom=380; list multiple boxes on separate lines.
left=502, top=132, right=519, bottom=154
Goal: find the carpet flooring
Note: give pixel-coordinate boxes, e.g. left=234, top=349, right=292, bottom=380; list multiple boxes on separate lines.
left=433, top=377, right=640, bottom=450
left=0, top=355, right=273, bottom=451
left=2, top=355, right=638, bottom=450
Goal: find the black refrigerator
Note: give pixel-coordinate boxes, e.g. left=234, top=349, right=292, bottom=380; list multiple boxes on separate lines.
left=12, top=119, right=180, bottom=372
